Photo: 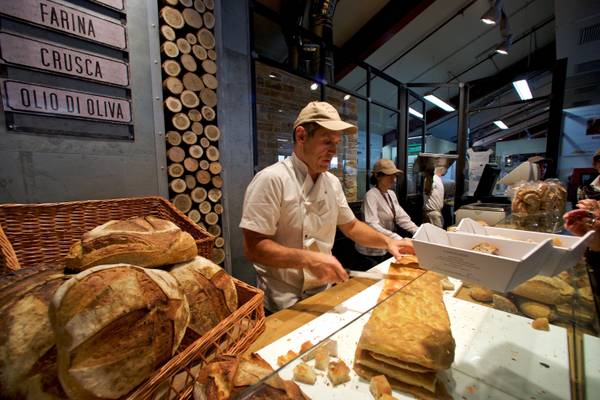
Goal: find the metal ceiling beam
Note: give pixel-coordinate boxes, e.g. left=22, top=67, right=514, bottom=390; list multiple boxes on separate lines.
left=473, top=109, right=549, bottom=146
left=334, top=0, right=435, bottom=81
left=425, top=41, right=556, bottom=126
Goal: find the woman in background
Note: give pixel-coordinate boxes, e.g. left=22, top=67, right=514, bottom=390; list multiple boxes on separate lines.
left=356, top=159, right=419, bottom=267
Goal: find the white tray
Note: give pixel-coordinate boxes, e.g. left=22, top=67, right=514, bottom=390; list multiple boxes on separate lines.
left=255, top=261, right=570, bottom=400
left=413, top=223, right=555, bottom=292
left=457, top=218, right=594, bottom=276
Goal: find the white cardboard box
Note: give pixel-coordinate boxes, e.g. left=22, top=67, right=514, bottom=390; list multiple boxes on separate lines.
left=456, top=218, right=594, bottom=276
left=412, top=223, right=554, bottom=292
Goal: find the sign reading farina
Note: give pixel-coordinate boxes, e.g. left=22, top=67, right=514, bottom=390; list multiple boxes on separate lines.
left=0, top=33, right=129, bottom=87
left=0, top=0, right=127, bottom=50
left=3, top=81, right=132, bottom=123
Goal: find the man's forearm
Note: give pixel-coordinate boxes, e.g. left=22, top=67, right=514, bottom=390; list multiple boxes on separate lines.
left=341, top=220, right=391, bottom=249
left=243, top=230, right=307, bottom=269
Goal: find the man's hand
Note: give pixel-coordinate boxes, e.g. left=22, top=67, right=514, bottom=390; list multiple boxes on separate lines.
left=564, top=200, right=600, bottom=251
left=577, top=199, right=600, bottom=212
left=304, top=251, right=348, bottom=284
left=386, top=238, right=415, bottom=259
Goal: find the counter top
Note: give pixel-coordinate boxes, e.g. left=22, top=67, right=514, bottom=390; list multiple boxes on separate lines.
left=246, top=276, right=376, bottom=353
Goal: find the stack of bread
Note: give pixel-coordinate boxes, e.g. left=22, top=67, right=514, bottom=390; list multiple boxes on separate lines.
left=460, top=261, right=596, bottom=330
left=511, top=266, right=595, bottom=325
left=0, top=216, right=239, bottom=400
left=511, top=180, right=567, bottom=215
left=353, top=256, right=455, bottom=400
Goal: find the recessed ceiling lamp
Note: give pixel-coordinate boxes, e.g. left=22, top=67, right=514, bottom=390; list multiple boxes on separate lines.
left=408, top=107, right=423, bottom=118
left=480, top=0, right=502, bottom=25
left=268, top=73, right=277, bottom=78
left=512, top=79, right=533, bottom=100
left=310, top=83, right=319, bottom=91
left=343, top=94, right=351, bottom=101
left=494, top=120, right=509, bottom=129
left=424, top=94, right=455, bottom=112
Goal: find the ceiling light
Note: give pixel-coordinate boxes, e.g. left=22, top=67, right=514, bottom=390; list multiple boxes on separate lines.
left=268, top=73, right=277, bottom=78
left=480, top=0, right=502, bottom=25
left=408, top=107, right=423, bottom=119
left=495, top=34, right=512, bottom=55
left=310, top=83, right=319, bottom=91
left=343, top=94, right=351, bottom=101
left=512, top=79, right=533, bottom=100
left=480, top=7, right=497, bottom=25
left=494, top=120, right=509, bottom=129
left=424, top=94, right=455, bottom=112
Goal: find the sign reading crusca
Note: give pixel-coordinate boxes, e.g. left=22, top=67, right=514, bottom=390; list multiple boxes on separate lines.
left=0, top=0, right=127, bottom=50
left=3, top=80, right=132, bottom=123
left=0, top=33, right=129, bottom=87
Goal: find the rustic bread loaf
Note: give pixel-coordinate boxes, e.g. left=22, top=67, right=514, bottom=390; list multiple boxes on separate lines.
left=492, top=294, right=518, bottom=314
left=193, top=353, right=308, bottom=400
left=64, top=216, right=197, bottom=271
left=511, top=275, right=574, bottom=305
left=517, top=299, right=557, bottom=321
left=49, top=264, right=190, bottom=400
left=169, top=256, right=237, bottom=338
left=0, top=268, right=69, bottom=399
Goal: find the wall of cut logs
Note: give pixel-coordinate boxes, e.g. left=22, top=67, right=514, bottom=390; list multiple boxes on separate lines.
left=159, top=0, right=224, bottom=265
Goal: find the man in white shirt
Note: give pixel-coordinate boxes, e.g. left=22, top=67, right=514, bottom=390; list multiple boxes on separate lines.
left=423, top=166, right=446, bottom=228
left=240, top=101, right=414, bottom=312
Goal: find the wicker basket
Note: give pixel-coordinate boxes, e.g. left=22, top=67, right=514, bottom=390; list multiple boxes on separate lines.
left=0, top=196, right=266, bottom=400
left=128, top=278, right=265, bottom=400
left=0, top=196, right=214, bottom=270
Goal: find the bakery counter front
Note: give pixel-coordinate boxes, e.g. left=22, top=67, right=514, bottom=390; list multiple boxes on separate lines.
left=218, top=254, right=598, bottom=400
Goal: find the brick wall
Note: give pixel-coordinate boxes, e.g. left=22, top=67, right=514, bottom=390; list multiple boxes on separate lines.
left=254, top=62, right=359, bottom=201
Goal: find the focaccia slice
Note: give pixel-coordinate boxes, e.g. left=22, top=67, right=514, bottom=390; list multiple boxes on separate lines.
left=357, top=271, right=455, bottom=370
left=354, top=363, right=451, bottom=400
left=368, top=352, right=434, bottom=373
left=355, top=349, right=437, bottom=393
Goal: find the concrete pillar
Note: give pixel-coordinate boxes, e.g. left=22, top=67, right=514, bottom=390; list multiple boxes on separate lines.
left=215, top=0, right=256, bottom=284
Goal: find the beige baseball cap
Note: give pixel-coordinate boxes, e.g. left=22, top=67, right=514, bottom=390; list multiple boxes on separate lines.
left=372, top=159, right=403, bottom=175
left=293, top=101, right=358, bottom=134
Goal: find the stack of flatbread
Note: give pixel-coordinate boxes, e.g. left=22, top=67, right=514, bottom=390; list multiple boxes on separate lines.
left=353, top=256, right=455, bottom=399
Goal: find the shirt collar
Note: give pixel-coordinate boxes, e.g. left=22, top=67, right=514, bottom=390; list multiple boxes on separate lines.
left=290, top=152, right=319, bottom=197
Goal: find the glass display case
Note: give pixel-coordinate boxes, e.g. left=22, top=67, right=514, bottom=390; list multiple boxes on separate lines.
left=194, top=254, right=598, bottom=400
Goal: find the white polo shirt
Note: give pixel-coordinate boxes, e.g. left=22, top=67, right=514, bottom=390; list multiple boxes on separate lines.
left=424, top=174, right=444, bottom=212
left=356, top=187, right=418, bottom=256
left=240, top=152, right=355, bottom=312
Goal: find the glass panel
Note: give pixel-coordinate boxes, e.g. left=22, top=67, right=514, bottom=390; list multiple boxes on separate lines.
left=407, top=94, right=425, bottom=195
left=335, top=65, right=367, bottom=97
left=252, top=13, right=288, bottom=63
left=254, top=62, right=320, bottom=171
left=370, top=74, right=398, bottom=109
left=369, top=103, right=398, bottom=173
left=324, top=89, right=366, bottom=203
left=238, top=252, right=579, bottom=399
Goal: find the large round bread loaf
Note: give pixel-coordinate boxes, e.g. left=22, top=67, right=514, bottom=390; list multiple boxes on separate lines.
left=64, top=216, right=198, bottom=272
left=49, top=264, right=190, bottom=400
left=170, top=256, right=237, bottom=337
left=0, top=268, right=70, bottom=399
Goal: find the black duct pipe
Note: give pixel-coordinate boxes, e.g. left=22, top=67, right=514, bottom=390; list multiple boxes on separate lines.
left=309, top=0, right=338, bottom=82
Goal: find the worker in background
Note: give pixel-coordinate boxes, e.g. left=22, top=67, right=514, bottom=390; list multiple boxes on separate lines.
left=356, top=159, right=419, bottom=268
left=577, top=149, right=600, bottom=201
left=240, top=101, right=414, bottom=313
left=423, top=166, right=447, bottom=228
